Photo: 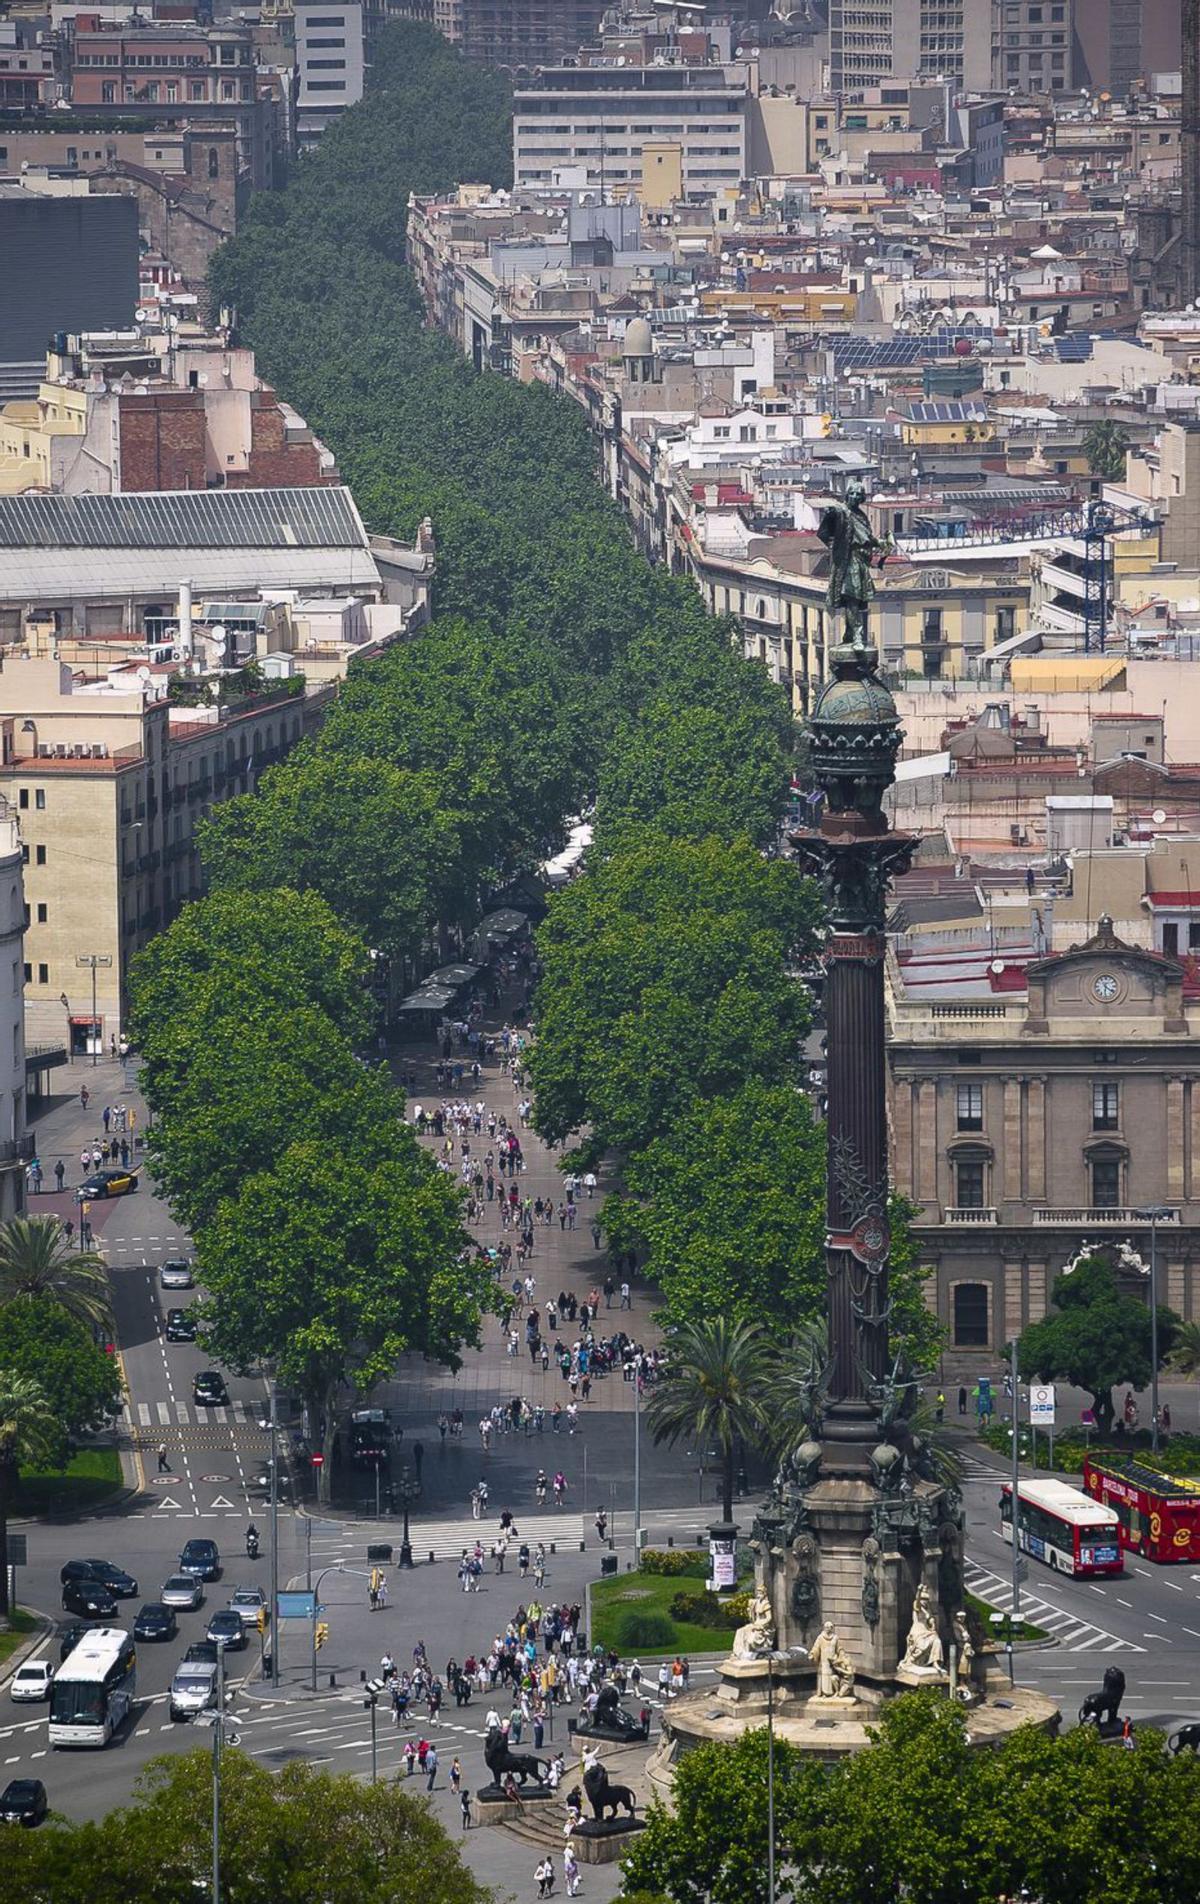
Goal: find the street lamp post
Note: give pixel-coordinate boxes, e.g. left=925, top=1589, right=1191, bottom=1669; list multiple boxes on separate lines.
left=363, top=1676, right=384, bottom=1784
left=75, top=954, right=112, bottom=1066
left=312, top=1563, right=344, bottom=1691
left=396, top=1463, right=418, bottom=1569
left=633, top=1366, right=641, bottom=1555
left=1134, top=1206, right=1172, bottom=1452
left=268, top=1375, right=280, bottom=1687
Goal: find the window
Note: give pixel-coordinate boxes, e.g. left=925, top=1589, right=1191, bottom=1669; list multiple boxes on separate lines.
left=35, top=844, right=45, bottom=866
left=1092, top=1157, right=1121, bottom=1208
left=955, top=1157, right=986, bottom=1208
left=35, top=904, right=46, bottom=924
left=22, top=963, right=30, bottom=983
left=956, top=1083, right=983, bottom=1131
left=37, top=963, right=47, bottom=985
left=1092, top=1080, right=1119, bottom=1131
left=208, top=146, right=219, bottom=178
left=953, top=1282, right=989, bottom=1347
left=17, top=790, right=27, bottom=810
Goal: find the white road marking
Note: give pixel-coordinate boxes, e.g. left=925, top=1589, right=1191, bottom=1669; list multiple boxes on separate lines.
left=138, top=1402, right=151, bottom=1427
left=156, top=1402, right=171, bottom=1425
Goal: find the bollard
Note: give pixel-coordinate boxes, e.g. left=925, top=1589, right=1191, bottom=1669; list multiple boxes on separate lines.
left=579, top=1540, right=585, bottom=1552
left=329, top=1672, right=337, bottom=1689
left=550, top=1543, right=556, bottom=1554
left=360, top=1668, right=367, bottom=1682
left=428, top=1551, right=435, bottom=1564
left=667, top=1536, right=674, bottom=1548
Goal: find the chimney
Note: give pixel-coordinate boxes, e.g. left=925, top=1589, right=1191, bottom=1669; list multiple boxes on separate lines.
left=178, top=579, right=192, bottom=659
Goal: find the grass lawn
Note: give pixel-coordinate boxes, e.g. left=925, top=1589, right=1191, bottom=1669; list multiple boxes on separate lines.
left=965, top=1588, right=1048, bottom=1644
left=591, top=1568, right=740, bottom=1657
left=0, top=1609, right=39, bottom=1669
left=16, top=1445, right=123, bottom=1516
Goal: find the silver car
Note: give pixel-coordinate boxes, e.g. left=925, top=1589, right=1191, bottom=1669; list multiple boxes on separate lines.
left=226, top=1586, right=267, bottom=1628
left=160, top=1573, right=204, bottom=1611
left=159, top=1260, right=194, bottom=1290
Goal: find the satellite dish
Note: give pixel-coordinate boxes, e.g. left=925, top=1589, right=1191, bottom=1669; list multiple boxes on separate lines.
left=211, top=624, right=227, bottom=644
left=1152, top=808, right=1167, bottom=824
left=136, top=666, right=151, bottom=684
left=990, top=959, right=1006, bottom=975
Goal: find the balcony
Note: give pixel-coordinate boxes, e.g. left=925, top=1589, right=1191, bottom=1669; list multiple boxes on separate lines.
left=1030, top=1207, right=1182, bottom=1227
left=944, top=1207, right=1000, bottom=1225
left=0, top=1134, right=36, bottom=1166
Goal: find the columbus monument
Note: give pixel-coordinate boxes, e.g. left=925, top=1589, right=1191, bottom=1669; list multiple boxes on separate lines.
left=652, top=496, right=1059, bottom=1766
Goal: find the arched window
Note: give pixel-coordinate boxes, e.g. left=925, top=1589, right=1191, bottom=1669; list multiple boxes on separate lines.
left=953, top=1282, right=990, bottom=1348
left=208, top=147, right=220, bottom=180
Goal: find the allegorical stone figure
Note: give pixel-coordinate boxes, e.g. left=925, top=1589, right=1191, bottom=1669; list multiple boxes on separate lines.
left=816, top=479, right=887, bottom=653
left=731, top=1590, right=776, bottom=1660
left=807, top=1621, right=855, bottom=1700
left=902, top=1584, right=945, bottom=1673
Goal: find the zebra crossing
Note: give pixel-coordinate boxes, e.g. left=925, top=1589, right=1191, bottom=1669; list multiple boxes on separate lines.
left=963, top=1559, right=1144, bottom=1653
left=123, top=1398, right=265, bottom=1430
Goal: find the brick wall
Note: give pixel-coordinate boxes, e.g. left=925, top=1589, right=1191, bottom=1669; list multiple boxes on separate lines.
left=118, top=394, right=207, bottom=490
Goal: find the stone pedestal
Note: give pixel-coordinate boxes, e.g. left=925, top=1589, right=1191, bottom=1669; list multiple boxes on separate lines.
left=573, top=1819, right=647, bottom=1861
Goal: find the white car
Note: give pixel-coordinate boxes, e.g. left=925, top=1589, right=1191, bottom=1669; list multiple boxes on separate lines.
left=9, top=1659, right=53, bottom=1703
left=160, top=1260, right=194, bottom=1290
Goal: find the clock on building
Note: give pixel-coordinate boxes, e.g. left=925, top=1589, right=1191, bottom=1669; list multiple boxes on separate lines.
left=1092, top=973, right=1120, bottom=1002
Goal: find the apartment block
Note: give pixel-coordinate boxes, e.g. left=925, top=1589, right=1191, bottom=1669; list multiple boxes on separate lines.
left=829, top=0, right=993, bottom=94
left=991, top=0, right=1077, bottom=93
left=295, top=0, right=365, bottom=148
left=513, top=62, right=748, bottom=199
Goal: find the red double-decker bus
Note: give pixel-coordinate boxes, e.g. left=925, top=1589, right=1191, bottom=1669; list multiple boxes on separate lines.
left=1083, top=1457, right=1200, bottom=1563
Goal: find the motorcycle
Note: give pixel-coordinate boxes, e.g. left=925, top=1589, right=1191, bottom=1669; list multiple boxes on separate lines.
left=246, top=1526, right=260, bottom=1560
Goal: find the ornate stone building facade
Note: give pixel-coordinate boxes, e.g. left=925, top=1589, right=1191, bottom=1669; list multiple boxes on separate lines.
left=888, top=917, right=1200, bottom=1368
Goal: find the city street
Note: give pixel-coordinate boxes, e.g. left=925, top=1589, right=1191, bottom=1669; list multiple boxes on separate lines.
left=10, top=1052, right=1200, bottom=1896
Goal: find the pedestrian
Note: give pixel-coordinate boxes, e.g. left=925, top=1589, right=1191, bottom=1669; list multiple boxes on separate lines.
left=1163, top=1403, right=1173, bottom=1434
left=536, top=1858, right=550, bottom=1898
left=620, top=1281, right=631, bottom=1310
left=156, top=1442, right=170, bottom=1473
left=450, top=1755, right=462, bottom=1794
left=80, top=1085, right=89, bottom=1110
left=460, top=1789, right=472, bottom=1830
left=935, top=1391, right=945, bottom=1424
left=377, top=1575, right=389, bottom=1610
left=404, top=1739, right=417, bottom=1778
left=413, top=1440, right=424, bottom=1481
left=564, top=1845, right=581, bottom=1896
left=958, top=1385, right=968, bottom=1415
left=102, top=1105, right=111, bottom=1133
left=426, top=1743, right=439, bottom=1790
left=54, top=1158, right=65, bottom=1191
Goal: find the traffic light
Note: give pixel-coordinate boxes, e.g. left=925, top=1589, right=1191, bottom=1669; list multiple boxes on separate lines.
left=315, top=1621, right=329, bottom=1651
left=256, top=1607, right=270, bottom=1634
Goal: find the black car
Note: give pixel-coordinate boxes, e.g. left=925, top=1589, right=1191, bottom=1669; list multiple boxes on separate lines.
left=61, top=1579, right=117, bottom=1619
left=179, top=1538, right=221, bottom=1582
left=184, top=1640, right=219, bottom=1665
left=205, top=1610, right=247, bottom=1652
left=164, top=1308, right=197, bottom=1343
left=192, top=1371, right=229, bottom=1407
left=60, top=1558, right=138, bottom=1598
left=0, top=1779, right=47, bottom=1827
left=57, top=1623, right=88, bottom=1663
left=133, top=1602, right=179, bottom=1642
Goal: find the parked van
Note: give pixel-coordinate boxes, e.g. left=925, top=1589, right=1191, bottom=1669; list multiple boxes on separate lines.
left=169, top=1660, right=217, bottom=1722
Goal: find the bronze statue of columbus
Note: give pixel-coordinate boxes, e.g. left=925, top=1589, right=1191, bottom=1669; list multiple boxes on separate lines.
left=816, top=479, right=888, bottom=656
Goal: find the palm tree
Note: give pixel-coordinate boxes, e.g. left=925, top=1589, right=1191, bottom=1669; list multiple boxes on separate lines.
left=645, top=1317, right=775, bottom=1524
left=1168, top=1321, right=1200, bottom=1380
left=0, top=1215, right=113, bottom=1334
left=1083, top=420, right=1129, bottom=482
left=0, top=1372, right=58, bottom=1623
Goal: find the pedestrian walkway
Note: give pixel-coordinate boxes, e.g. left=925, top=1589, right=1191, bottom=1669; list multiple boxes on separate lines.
left=302, top=1502, right=711, bottom=1566
left=962, top=1560, right=1145, bottom=1653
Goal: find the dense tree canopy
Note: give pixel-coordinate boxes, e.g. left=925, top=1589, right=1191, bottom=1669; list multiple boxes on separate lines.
left=528, top=837, right=820, bottom=1159
left=623, top=1695, right=1200, bottom=1904
left=0, top=1748, right=490, bottom=1904
left=1018, top=1251, right=1178, bottom=1434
